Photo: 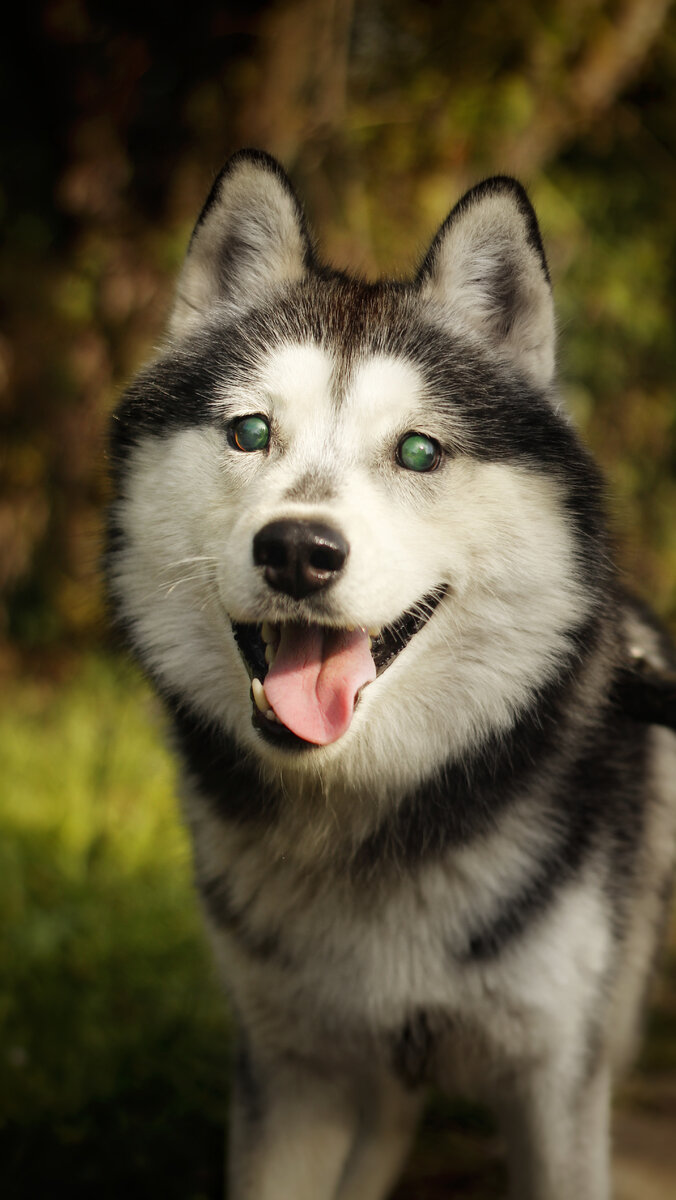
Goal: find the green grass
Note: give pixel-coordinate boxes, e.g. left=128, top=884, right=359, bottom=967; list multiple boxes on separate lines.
left=2, top=656, right=675, bottom=1198
left=0, top=656, right=230, bottom=1198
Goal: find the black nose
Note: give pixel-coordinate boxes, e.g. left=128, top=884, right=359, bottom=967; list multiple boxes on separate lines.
left=253, top=520, right=349, bottom=599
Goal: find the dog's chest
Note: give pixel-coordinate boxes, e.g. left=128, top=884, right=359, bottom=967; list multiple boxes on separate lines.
left=200, top=814, right=611, bottom=1074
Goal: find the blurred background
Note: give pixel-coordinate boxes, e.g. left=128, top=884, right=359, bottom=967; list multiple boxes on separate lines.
left=2, top=1, right=676, bottom=1196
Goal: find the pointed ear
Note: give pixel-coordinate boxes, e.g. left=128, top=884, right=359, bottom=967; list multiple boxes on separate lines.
left=168, top=149, right=314, bottom=338
left=418, top=177, right=555, bottom=388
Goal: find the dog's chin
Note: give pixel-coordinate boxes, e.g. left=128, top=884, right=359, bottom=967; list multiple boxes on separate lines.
left=230, top=585, right=447, bottom=753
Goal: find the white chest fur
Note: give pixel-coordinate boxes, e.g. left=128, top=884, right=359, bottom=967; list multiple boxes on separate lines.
left=190, top=787, right=612, bottom=1083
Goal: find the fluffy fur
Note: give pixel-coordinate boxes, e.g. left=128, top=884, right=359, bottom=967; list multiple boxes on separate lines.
left=106, top=149, right=676, bottom=1200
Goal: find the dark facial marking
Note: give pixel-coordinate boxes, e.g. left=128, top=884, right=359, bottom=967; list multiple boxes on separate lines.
left=282, top=470, right=338, bottom=504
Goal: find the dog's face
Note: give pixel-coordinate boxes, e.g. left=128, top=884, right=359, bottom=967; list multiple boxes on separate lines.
left=108, top=152, right=606, bottom=786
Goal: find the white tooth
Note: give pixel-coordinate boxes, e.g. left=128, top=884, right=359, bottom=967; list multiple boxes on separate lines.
left=265, top=643, right=276, bottom=665
left=261, top=621, right=275, bottom=644
left=265, top=709, right=279, bottom=723
left=252, top=678, right=268, bottom=713
left=368, top=626, right=381, bottom=638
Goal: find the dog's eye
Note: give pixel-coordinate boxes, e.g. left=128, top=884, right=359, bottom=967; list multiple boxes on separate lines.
left=232, top=415, right=270, bottom=452
left=396, top=432, right=440, bottom=472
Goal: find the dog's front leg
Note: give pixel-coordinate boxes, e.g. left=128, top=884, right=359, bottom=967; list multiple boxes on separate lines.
left=499, top=1053, right=611, bottom=1200
left=335, top=1072, right=424, bottom=1200
left=227, top=1041, right=357, bottom=1200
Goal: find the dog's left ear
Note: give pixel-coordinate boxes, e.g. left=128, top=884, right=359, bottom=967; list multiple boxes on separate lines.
left=418, top=178, right=555, bottom=389
left=168, top=149, right=313, bottom=338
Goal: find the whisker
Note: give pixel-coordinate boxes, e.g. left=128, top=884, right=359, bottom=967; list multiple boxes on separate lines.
left=159, top=555, right=219, bottom=576
left=160, top=568, right=217, bottom=595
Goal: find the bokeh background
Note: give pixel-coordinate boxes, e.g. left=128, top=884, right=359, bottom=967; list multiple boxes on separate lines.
left=2, top=1, right=676, bottom=1196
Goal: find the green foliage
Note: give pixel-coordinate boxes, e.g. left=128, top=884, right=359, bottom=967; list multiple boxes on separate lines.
left=0, top=658, right=229, bottom=1197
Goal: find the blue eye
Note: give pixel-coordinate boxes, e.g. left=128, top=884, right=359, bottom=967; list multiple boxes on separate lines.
left=232, top=415, right=270, bottom=452
left=397, top=432, right=440, bottom=472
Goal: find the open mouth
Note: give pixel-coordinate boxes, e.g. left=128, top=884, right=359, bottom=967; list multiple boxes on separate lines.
left=232, top=586, right=446, bottom=750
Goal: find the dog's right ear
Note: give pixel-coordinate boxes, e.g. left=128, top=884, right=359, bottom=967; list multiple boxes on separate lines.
left=168, top=150, right=313, bottom=338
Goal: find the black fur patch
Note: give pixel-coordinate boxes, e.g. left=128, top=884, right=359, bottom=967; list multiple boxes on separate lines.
left=460, top=712, right=650, bottom=962
left=612, top=662, right=676, bottom=730
left=232, top=1027, right=266, bottom=1129
left=167, top=697, right=280, bottom=827
left=198, top=874, right=289, bottom=965
left=352, top=621, right=599, bottom=879
left=391, top=1009, right=435, bottom=1089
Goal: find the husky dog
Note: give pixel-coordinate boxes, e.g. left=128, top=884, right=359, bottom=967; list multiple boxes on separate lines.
left=106, top=150, right=676, bottom=1200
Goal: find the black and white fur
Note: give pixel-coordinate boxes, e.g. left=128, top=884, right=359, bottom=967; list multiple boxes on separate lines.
left=107, top=150, right=676, bottom=1200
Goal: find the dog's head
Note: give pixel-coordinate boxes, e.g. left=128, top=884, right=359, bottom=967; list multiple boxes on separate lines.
left=108, top=151, right=608, bottom=785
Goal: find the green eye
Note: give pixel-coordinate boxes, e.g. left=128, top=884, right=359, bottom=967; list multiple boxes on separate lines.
left=232, top=415, right=270, bottom=452
left=397, top=432, right=440, bottom=472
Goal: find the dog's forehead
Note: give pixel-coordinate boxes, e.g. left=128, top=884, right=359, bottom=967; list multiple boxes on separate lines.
left=347, top=354, right=427, bottom=425
left=255, top=342, right=334, bottom=422
left=254, top=341, right=427, bottom=430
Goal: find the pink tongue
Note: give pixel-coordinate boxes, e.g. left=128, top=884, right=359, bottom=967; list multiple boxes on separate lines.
left=264, top=624, right=376, bottom=745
